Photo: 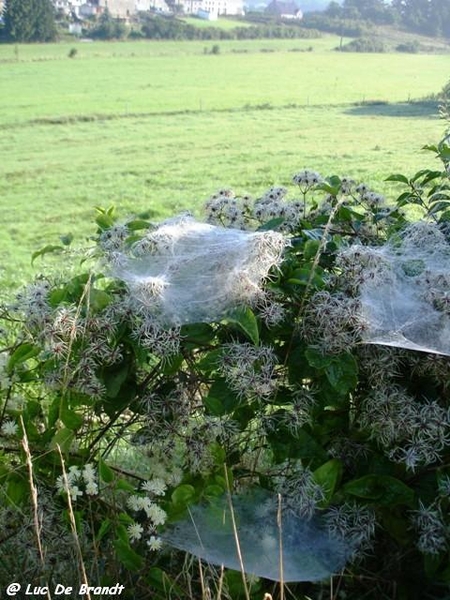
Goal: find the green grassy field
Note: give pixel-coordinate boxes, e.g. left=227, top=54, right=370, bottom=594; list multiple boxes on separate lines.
left=0, top=36, right=449, bottom=289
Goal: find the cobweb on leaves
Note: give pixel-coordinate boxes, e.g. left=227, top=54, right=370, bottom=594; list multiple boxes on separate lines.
left=110, top=215, right=286, bottom=326
left=162, top=489, right=351, bottom=582
left=341, top=221, right=450, bottom=356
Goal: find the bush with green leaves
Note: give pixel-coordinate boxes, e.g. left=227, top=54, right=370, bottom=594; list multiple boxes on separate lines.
left=1, top=135, right=450, bottom=599
left=336, top=36, right=386, bottom=52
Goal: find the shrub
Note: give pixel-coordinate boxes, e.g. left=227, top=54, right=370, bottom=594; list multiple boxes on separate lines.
left=1, top=137, right=450, bottom=598
left=337, top=36, right=386, bottom=52
left=396, top=40, right=421, bottom=53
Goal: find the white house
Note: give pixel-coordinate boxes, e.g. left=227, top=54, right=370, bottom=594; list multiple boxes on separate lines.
left=52, top=0, right=86, bottom=17
left=177, top=0, right=243, bottom=15
left=265, top=0, right=302, bottom=19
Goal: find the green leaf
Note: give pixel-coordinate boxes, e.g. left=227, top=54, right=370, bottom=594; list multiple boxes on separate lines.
left=113, top=539, right=144, bottom=572
left=6, top=476, right=29, bottom=505
left=385, top=173, right=409, bottom=184
left=31, top=244, right=64, bottom=264
left=89, top=288, right=112, bottom=312
left=116, top=478, right=136, bottom=492
left=304, top=239, right=321, bottom=260
left=50, top=428, right=74, bottom=454
left=60, top=407, right=83, bottom=430
left=180, top=323, right=216, bottom=346
left=313, top=459, right=342, bottom=506
left=98, top=458, right=115, bottom=483
left=95, top=212, right=116, bottom=230
left=96, top=518, right=112, bottom=542
left=305, top=347, right=332, bottom=369
left=267, top=426, right=327, bottom=466
left=204, top=378, right=240, bottom=416
left=210, top=442, right=226, bottom=466
left=305, top=349, right=358, bottom=395
left=318, top=182, right=340, bottom=196
left=225, top=307, right=259, bottom=345
left=7, top=343, right=40, bottom=372
left=196, top=348, right=223, bottom=373
left=422, top=144, right=438, bottom=153
left=324, top=352, right=358, bottom=395
left=204, top=484, right=226, bottom=499
left=171, top=484, right=196, bottom=507
left=344, top=475, right=415, bottom=507
left=104, top=363, right=129, bottom=398
left=126, top=219, right=151, bottom=230
left=257, top=217, right=284, bottom=231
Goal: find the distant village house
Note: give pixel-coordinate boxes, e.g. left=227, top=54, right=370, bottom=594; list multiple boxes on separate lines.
left=49, top=0, right=244, bottom=22
left=265, top=0, right=302, bottom=19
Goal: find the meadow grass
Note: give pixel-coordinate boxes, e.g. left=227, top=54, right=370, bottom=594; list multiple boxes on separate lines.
left=0, top=37, right=448, bottom=288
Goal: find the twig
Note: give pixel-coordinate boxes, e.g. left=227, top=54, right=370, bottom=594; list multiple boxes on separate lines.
left=20, top=415, right=51, bottom=600
left=56, top=444, right=92, bottom=600
left=223, top=465, right=250, bottom=600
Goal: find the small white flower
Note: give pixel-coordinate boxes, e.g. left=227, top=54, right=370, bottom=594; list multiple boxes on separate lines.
left=127, top=494, right=143, bottom=512
left=166, top=468, right=183, bottom=487
left=142, top=478, right=167, bottom=496
left=127, top=522, right=144, bottom=542
left=69, top=485, right=83, bottom=501
left=1, top=419, right=18, bottom=437
left=55, top=475, right=67, bottom=493
left=147, top=535, right=163, bottom=551
left=68, top=465, right=81, bottom=481
left=82, top=463, right=97, bottom=483
left=85, top=481, right=98, bottom=496
left=146, top=504, right=167, bottom=526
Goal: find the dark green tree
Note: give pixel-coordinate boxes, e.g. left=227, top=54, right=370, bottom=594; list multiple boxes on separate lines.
left=3, top=0, right=57, bottom=42
left=392, top=0, right=450, bottom=37
left=91, top=9, right=127, bottom=40
left=341, top=0, right=397, bottom=24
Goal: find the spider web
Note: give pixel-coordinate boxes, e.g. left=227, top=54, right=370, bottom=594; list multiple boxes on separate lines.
left=162, top=489, right=351, bottom=583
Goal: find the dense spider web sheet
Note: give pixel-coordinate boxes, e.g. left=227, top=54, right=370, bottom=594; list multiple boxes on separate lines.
left=112, top=215, right=285, bottom=326
left=342, top=222, right=450, bottom=356
left=162, top=490, right=351, bottom=582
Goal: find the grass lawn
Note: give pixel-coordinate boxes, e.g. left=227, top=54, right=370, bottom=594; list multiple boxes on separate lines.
left=0, top=37, right=448, bottom=289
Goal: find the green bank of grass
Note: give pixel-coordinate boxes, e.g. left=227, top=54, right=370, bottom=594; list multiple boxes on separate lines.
left=0, top=38, right=448, bottom=287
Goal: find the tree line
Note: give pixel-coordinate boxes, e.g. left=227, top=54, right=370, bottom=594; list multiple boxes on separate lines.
left=316, top=0, right=450, bottom=38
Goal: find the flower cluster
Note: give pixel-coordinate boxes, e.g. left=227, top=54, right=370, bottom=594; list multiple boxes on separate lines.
left=302, top=291, right=364, bottom=354
left=273, top=461, right=325, bottom=520
left=56, top=464, right=98, bottom=501
left=411, top=501, right=448, bottom=555
left=218, top=342, right=278, bottom=400
left=358, top=385, right=450, bottom=470
left=0, top=419, right=18, bottom=437
left=125, top=477, right=170, bottom=550
left=325, top=502, right=377, bottom=560
left=292, top=170, right=324, bottom=188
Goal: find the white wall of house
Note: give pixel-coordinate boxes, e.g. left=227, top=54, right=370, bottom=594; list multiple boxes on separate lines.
left=179, top=0, right=243, bottom=15
left=201, top=0, right=243, bottom=16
